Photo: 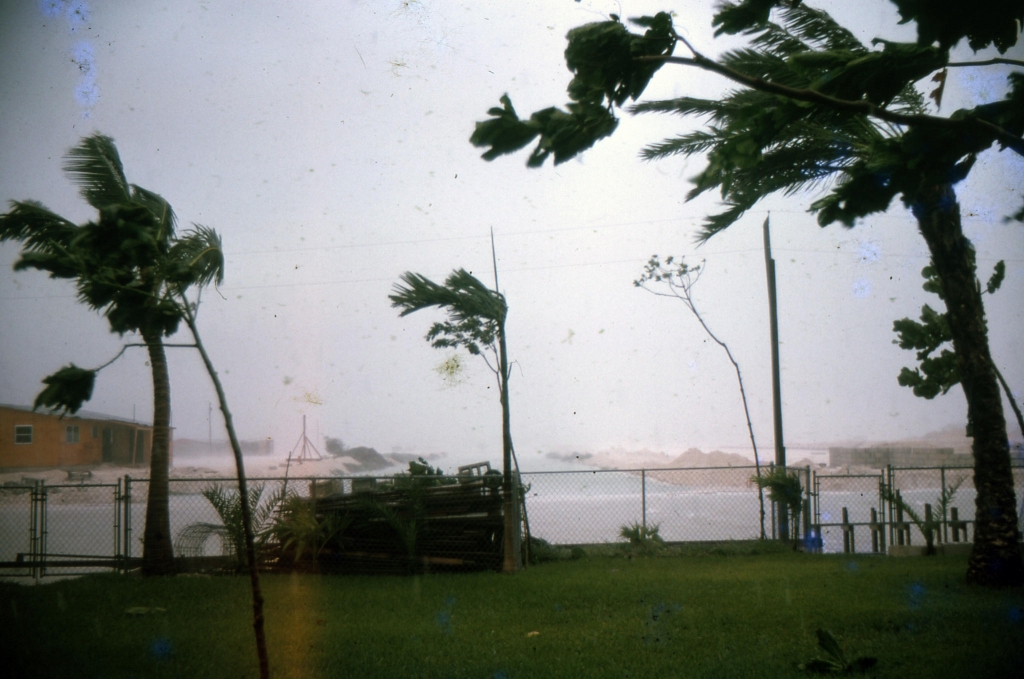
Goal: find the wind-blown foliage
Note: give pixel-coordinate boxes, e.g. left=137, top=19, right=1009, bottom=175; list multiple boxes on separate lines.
left=471, top=13, right=675, bottom=167
left=1, top=134, right=271, bottom=677
left=473, top=0, right=1024, bottom=586
left=0, top=135, right=225, bottom=415
left=636, top=255, right=767, bottom=539
left=715, top=0, right=1024, bottom=54
left=893, top=262, right=1024, bottom=436
left=201, top=483, right=286, bottom=568
left=390, top=266, right=522, bottom=572
left=893, top=262, right=1003, bottom=399
left=391, top=269, right=506, bottom=357
left=0, top=134, right=227, bottom=581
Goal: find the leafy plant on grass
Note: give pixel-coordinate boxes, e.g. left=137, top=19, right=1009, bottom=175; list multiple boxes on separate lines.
left=751, top=468, right=804, bottom=542
left=527, top=536, right=585, bottom=564
left=799, top=628, right=878, bottom=674
left=272, top=496, right=352, bottom=564
left=620, top=522, right=666, bottom=555
left=881, top=476, right=965, bottom=555
left=200, top=482, right=285, bottom=568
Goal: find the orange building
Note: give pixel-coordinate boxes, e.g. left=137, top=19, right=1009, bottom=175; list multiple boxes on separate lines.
left=0, top=404, right=154, bottom=470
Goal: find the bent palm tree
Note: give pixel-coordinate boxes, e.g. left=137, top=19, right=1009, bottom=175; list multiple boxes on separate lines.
left=627, top=4, right=1022, bottom=586
left=473, top=1, right=1024, bottom=586
left=389, top=268, right=521, bottom=572
left=1, top=135, right=272, bottom=677
left=0, top=134, right=221, bottom=575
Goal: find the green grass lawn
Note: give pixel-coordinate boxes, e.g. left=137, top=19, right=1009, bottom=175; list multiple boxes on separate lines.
left=2, top=549, right=1023, bottom=678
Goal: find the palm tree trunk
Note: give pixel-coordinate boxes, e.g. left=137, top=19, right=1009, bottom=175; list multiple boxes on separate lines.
left=912, top=183, right=1024, bottom=586
left=141, top=330, right=176, bottom=575
left=498, top=324, right=520, bottom=573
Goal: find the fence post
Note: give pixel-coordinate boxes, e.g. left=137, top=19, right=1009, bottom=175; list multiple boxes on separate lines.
left=940, top=466, right=948, bottom=543
left=841, top=507, right=854, bottom=554
left=123, top=475, right=133, bottom=567
left=641, top=469, right=647, bottom=533
left=803, top=466, right=812, bottom=543
left=812, top=469, right=820, bottom=527
left=29, top=480, right=39, bottom=581
left=895, top=490, right=911, bottom=545
left=949, top=507, right=968, bottom=542
left=114, top=478, right=122, bottom=572
left=38, top=480, right=48, bottom=580
left=885, top=465, right=894, bottom=548
left=868, top=507, right=884, bottom=557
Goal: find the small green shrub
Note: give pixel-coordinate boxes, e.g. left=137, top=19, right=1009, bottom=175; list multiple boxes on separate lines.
left=199, top=482, right=286, bottom=568
left=619, top=522, right=665, bottom=555
left=272, top=496, right=351, bottom=564
left=528, top=536, right=563, bottom=564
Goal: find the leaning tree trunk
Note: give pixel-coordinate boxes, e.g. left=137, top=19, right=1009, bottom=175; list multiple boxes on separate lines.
left=183, top=308, right=270, bottom=679
left=141, top=331, right=176, bottom=575
left=912, top=183, right=1024, bottom=587
left=498, top=325, right=520, bottom=573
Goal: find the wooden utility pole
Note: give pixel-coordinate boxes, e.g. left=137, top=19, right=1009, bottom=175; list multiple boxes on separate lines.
left=763, top=216, right=789, bottom=540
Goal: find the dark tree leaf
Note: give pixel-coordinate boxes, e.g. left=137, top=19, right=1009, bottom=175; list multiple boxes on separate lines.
left=889, top=0, right=1024, bottom=53
left=33, top=365, right=97, bottom=415
left=986, top=260, right=1005, bottom=294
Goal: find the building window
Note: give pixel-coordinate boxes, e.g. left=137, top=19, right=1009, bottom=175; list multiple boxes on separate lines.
left=92, top=425, right=99, bottom=439
left=15, top=425, right=33, bottom=444
left=66, top=425, right=80, bottom=444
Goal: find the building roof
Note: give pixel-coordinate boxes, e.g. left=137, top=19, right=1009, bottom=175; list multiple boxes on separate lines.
left=0, top=403, right=152, bottom=427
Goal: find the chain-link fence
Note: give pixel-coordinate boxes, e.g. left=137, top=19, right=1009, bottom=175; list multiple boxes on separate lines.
left=0, top=483, right=35, bottom=577
left=809, top=464, right=1024, bottom=555
left=4, top=462, right=1023, bottom=576
left=521, top=466, right=770, bottom=545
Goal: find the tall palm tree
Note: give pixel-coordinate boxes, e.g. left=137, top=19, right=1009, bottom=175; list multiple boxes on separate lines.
left=0, top=134, right=222, bottom=576
left=389, top=268, right=521, bottom=572
left=627, top=3, right=1023, bottom=586
left=473, top=2, right=1024, bottom=584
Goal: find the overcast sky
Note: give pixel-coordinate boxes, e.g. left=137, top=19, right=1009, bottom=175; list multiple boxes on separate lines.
left=1, top=0, right=1022, bottom=469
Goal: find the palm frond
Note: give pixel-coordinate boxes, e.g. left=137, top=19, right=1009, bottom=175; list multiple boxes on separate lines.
left=772, top=3, right=865, bottom=53
left=640, top=129, right=724, bottom=159
left=130, top=185, right=177, bottom=239
left=167, top=224, right=225, bottom=289
left=720, top=47, right=803, bottom=86
left=62, top=134, right=132, bottom=209
left=390, top=269, right=505, bottom=323
left=698, top=201, right=755, bottom=241
left=631, top=96, right=740, bottom=120
left=0, top=200, right=79, bottom=252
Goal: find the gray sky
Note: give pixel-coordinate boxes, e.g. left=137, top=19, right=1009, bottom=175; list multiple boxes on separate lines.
left=1, top=0, right=1022, bottom=468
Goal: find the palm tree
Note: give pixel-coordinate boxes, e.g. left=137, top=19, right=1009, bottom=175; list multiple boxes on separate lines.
left=0, top=134, right=273, bottom=676
left=0, top=134, right=221, bottom=575
left=473, top=2, right=1024, bottom=584
left=389, top=268, right=521, bottom=572
left=626, top=4, right=1022, bottom=586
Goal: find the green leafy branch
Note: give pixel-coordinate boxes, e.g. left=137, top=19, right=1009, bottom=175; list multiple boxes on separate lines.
left=471, top=13, right=676, bottom=166
left=893, top=261, right=1024, bottom=437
